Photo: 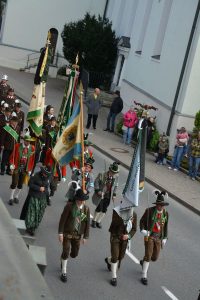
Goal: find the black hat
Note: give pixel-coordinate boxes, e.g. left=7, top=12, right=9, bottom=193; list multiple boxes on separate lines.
left=115, top=90, right=120, bottom=96
left=40, top=166, right=52, bottom=176
left=50, top=116, right=56, bottom=122
left=5, top=106, right=12, bottom=112
left=152, top=190, right=169, bottom=206
left=8, top=88, right=14, bottom=93
left=74, top=188, right=89, bottom=201
left=10, top=116, right=19, bottom=122
left=85, top=157, right=95, bottom=169
left=109, top=161, right=120, bottom=173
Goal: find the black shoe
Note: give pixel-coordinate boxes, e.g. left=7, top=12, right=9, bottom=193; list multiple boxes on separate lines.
left=60, top=273, right=67, bottom=283
left=8, top=199, right=13, bottom=205
left=110, top=278, right=117, bottom=286
left=96, top=222, right=102, bottom=228
left=91, top=220, right=96, bottom=228
left=0, top=171, right=5, bottom=175
left=141, top=278, right=148, bottom=285
left=103, top=128, right=110, bottom=131
left=47, top=198, right=51, bottom=206
left=105, top=258, right=111, bottom=271
left=14, top=198, right=19, bottom=204
left=140, top=260, right=143, bottom=267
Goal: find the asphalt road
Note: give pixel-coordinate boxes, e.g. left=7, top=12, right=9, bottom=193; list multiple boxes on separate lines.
left=1, top=148, right=200, bottom=300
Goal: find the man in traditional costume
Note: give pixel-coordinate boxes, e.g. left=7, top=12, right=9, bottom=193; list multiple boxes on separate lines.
left=105, top=204, right=137, bottom=286
left=20, top=166, right=52, bottom=236
left=140, top=190, right=169, bottom=285
left=58, top=188, right=90, bottom=282
left=0, top=74, right=10, bottom=98
left=92, top=161, right=119, bottom=228
left=8, top=135, right=35, bottom=205
left=0, top=116, right=20, bottom=175
left=13, top=100, right=25, bottom=134
left=44, top=147, right=66, bottom=205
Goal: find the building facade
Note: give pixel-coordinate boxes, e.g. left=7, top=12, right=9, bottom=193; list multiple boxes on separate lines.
left=0, top=0, right=107, bottom=70
left=106, top=0, right=200, bottom=152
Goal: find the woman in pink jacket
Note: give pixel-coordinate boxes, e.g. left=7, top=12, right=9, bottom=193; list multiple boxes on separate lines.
left=122, top=106, right=138, bottom=145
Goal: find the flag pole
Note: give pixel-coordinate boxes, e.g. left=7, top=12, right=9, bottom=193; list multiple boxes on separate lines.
left=79, top=81, right=85, bottom=191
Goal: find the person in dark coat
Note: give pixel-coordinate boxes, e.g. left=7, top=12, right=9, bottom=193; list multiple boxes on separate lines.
left=140, top=190, right=169, bottom=286
left=104, top=90, right=123, bottom=132
left=58, top=188, right=90, bottom=283
left=20, top=166, right=52, bottom=236
left=13, top=100, right=25, bottom=134
left=105, top=206, right=137, bottom=286
left=0, top=116, right=20, bottom=175
left=0, top=74, right=10, bottom=98
left=85, top=88, right=102, bottom=129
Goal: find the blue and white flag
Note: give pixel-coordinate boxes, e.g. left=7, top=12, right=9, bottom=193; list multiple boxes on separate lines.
left=52, top=101, right=81, bottom=166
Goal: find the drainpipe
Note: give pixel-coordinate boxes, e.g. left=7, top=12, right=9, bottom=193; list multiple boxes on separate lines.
left=166, top=0, right=200, bottom=136
left=103, top=0, right=109, bottom=22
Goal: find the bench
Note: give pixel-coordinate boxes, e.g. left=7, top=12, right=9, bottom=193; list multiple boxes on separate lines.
left=28, top=245, right=47, bottom=275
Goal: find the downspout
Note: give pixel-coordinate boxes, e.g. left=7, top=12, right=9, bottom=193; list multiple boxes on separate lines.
left=103, top=0, right=109, bottom=22
left=166, top=0, right=200, bottom=136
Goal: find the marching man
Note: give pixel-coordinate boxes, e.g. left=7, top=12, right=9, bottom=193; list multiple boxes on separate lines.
left=9, top=135, right=35, bottom=205
left=58, top=188, right=90, bottom=283
left=140, top=190, right=169, bottom=285
left=92, top=161, right=119, bottom=228
left=105, top=205, right=137, bottom=286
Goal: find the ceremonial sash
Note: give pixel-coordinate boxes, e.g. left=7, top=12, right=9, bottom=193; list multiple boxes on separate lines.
left=3, top=125, right=19, bottom=141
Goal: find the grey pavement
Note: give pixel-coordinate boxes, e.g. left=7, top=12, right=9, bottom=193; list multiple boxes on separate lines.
left=0, top=66, right=200, bottom=215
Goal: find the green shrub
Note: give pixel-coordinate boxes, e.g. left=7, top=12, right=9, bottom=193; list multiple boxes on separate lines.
left=116, top=118, right=123, bottom=135
left=148, top=129, right=160, bottom=151
left=57, top=66, right=67, bottom=76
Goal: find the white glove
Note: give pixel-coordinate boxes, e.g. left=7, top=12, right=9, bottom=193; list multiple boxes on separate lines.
left=10, top=164, right=15, bottom=170
left=62, top=177, right=66, bottom=182
left=141, top=229, right=150, bottom=237
left=28, top=171, right=31, bottom=176
left=162, top=238, right=167, bottom=247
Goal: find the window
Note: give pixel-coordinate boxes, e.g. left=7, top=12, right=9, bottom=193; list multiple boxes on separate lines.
left=152, top=0, right=173, bottom=60
left=135, top=0, right=153, bottom=54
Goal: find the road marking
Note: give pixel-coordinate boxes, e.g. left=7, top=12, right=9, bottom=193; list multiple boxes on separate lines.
left=126, top=250, right=140, bottom=264
left=161, top=286, right=179, bottom=300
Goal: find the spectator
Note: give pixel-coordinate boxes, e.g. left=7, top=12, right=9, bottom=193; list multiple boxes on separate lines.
left=147, top=117, right=156, bottom=148
left=155, top=134, right=169, bottom=165
left=188, top=131, right=200, bottom=180
left=85, top=88, right=101, bottom=130
left=0, top=74, right=10, bottom=98
left=122, top=105, right=138, bottom=145
left=168, top=127, right=189, bottom=171
left=104, top=90, right=123, bottom=133
left=43, top=105, right=55, bottom=129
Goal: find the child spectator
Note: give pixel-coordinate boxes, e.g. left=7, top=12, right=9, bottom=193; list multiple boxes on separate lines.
left=155, top=134, right=169, bottom=165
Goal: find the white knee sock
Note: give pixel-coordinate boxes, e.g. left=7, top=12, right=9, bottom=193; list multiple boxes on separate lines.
left=10, top=189, right=15, bottom=200
left=14, top=188, right=22, bottom=199
left=107, top=257, right=111, bottom=264
left=142, top=261, right=150, bottom=278
left=93, top=212, right=100, bottom=222
left=111, top=262, right=118, bottom=279
left=61, top=259, right=68, bottom=274
left=96, top=212, right=106, bottom=223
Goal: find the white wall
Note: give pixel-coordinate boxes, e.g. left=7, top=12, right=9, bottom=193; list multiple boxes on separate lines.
left=1, top=0, right=106, bottom=53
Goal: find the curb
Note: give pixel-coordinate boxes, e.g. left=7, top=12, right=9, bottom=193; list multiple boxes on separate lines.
left=92, top=143, right=200, bottom=217
left=18, top=95, right=200, bottom=216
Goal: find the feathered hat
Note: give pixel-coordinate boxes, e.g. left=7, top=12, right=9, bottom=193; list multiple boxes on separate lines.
left=152, top=190, right=169, bottom=206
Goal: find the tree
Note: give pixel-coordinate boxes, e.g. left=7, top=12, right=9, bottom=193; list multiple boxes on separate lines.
left=61, top=13, right=118, bottom=78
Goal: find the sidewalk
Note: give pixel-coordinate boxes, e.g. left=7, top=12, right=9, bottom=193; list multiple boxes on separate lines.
left=1, top=66, right=200, bottom=216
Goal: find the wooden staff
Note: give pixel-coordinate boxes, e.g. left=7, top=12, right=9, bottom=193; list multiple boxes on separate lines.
left=79, top=81, right=85, bottom=191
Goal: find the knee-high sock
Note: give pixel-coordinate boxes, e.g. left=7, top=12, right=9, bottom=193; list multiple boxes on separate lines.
left=93, top=211, right=100, bottom=222
left=107, top=257, right=111, bottom=264
left=96, top=212, right=106, bottom=223
left=14, top=188, right=22, bottom=199
left=10, top=189, right=15, bottom=200
left=61, top=259, right=68, bottom=274
left=111, top=262, right=118, bottom=279
left=142, top=261, right=149, bottom=278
